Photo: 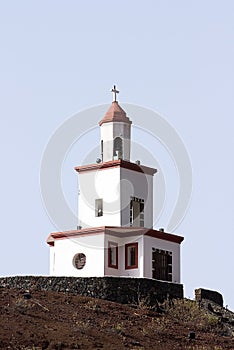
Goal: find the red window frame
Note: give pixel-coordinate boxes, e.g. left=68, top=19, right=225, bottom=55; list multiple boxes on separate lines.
left=125, top=243, right=138, bottom=269
left=108, top=241, right=118, bottom=269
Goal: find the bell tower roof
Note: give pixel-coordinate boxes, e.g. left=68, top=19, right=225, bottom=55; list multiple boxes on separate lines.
left=99, top=85, right=132, bottom=126
left=99, top=101, right=132, bottom=126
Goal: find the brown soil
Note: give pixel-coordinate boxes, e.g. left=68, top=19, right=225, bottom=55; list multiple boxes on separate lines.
left=0, top=288, right=233, bottom=349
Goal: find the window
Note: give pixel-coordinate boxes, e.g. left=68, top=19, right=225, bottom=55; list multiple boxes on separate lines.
left=113, top=137, right=123, bottom=160
left=101, top=140, right=103, bottom=161
left=152, top=249, right=172, bottom=281
left=73, top=253, right=86, bottom=269
left=130, top=197, right=144, bottom=227
left=108, top=241, right=118, bottom=269
left=125, top=243, right=138, bottom=269
left=95, top=198, right=103, bottom=217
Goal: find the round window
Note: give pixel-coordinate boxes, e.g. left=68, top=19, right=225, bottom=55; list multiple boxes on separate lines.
left=73, top=253, right=86, bottom=269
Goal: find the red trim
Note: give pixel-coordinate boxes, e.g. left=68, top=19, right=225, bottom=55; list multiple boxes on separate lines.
left=145, top=229, right=184, bottom=244
left=75, top=159, right=157, bottom=176
left=46, top=227, right=105, bottom=244
left=99, top=116, right=132, bottom=126
left=108, top=242, right=118, bottom=269
left=46, top=226, right=184, bottom=245
left=125, top=243, right=138, bottom=270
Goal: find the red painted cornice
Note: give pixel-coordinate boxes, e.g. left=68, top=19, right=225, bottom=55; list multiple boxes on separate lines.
left=47, top=226, right=183, bottom=246
left=75, top=159, right=157, bottom=176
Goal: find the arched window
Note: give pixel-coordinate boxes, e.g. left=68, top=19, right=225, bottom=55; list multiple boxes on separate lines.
left=113, top=137, right=123, bottom=159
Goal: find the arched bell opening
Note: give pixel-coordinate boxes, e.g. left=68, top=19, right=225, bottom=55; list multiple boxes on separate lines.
left=113, top=137, right=123, bottom=160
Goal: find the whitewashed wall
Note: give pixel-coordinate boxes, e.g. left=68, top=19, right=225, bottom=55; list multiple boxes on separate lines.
left=104, top=234, right=143, bottom=278
left=78, top=163, right=154, bottom=229
left=50, top=231, right=181, bottom=282
left=78, top=167, right=121, bottom=228
left=120, top=168, right=154, bottom=228
left=51, top=233, right=105, bottom=277
left=49, top=246, right=55, bottom=275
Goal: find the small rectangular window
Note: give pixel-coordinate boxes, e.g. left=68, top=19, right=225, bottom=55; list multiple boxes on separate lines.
left=125, top=243, right=138, bottom=269
left=130, top=197, right=144, bottom=227
left=108, top=241, right=118, bottom=269
left=95, top=198, right=103, bottom=217
left=101, top=140, right=103, bottom=162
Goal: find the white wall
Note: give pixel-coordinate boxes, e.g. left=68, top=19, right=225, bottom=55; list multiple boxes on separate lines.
left=78, top=166, right=154, bottom=229
left=143, top=236, right=181, bottom=283
left=78, top=167, right=121, bottom=228
left=51, top=232, right=181, bottom=282
left=100, top=123, right=113, bottom=161
left=51, top=233, right=105, bottom=277
left=104, top=233, right=144, bottom=278
left=49, top=246, right=55, bottom=275
left=120, top=168, right=154, bottom=228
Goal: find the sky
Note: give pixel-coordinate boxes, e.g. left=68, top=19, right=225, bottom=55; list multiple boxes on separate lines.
left=0, top=1, right=234, bottom=309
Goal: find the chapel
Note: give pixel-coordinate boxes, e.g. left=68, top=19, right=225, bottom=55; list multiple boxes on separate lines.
left=47, top=86, right=184, bottom=283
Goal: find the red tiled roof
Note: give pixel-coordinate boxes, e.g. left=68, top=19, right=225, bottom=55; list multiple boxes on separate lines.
left=99, top=101, right=132, bottom=126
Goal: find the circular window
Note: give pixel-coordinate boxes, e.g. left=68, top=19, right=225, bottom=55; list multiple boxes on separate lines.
left=73, top=253, right=86, bottom=269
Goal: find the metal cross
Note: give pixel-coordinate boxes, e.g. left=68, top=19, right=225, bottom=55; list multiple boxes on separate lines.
left=111, top=85, right=119, bottom=102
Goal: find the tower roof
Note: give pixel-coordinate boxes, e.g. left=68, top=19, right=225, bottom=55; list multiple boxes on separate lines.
left=99, top=101, right=132, bottom=126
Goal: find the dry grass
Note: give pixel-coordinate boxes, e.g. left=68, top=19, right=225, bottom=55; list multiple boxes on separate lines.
left=14, top=297, right=36, bottom=314
left=162, top=298, right=220, bottom=332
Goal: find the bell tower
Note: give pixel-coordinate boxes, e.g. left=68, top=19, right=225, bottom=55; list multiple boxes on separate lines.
left=75, top=86, right=156, bottom=229
left=99, top=85, right=132, bottom=162
left=47, top=86, right=183, bottom=284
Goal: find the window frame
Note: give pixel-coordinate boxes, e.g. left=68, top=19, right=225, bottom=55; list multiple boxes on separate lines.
left=108, top=241, right=118, bottom=269
left=73, top=253, right=86, bottom=270
left=152, top=248, right=172, bottom=282
left=125, top=242, right=138, bottom=269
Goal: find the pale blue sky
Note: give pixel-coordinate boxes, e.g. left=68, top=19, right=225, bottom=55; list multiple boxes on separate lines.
left=0, top=1, right=234, bottom=308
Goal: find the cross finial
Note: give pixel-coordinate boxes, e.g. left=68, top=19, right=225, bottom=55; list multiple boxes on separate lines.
left=111, top=85, right=119, bottom=102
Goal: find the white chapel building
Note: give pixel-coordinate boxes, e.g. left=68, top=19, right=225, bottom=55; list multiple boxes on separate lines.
left=47, top=87, right=184, bottom=283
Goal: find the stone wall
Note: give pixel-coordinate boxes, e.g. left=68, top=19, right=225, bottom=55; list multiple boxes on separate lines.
left=0, top=276, right=183, bottom=305
left=195, top=288, right=223, bottom=307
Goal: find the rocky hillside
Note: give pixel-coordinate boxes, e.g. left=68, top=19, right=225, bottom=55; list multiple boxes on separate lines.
left=0, top=287, right=234, bottom=349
